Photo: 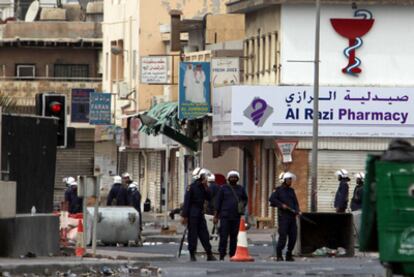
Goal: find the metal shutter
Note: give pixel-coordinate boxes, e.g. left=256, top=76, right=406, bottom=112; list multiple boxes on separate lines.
left=308, top=150, right=381, bottom=212
left=126, top=151, right=140, bottom=191
left=54, top=129, right=94, bottom=204
left=147, top=151, right=162, bottom=212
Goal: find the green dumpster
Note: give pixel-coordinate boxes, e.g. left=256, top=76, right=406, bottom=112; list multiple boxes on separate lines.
left=360, top=154, right=414, bottom=276
left=376, top=161, right=414, bottom=275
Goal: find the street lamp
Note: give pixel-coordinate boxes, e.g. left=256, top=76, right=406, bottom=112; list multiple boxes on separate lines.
left=111, top=46, right=129, bottom=61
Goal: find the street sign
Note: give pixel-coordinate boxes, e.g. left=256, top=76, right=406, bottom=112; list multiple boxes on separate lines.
left=89, top=92, right=111, bottom=125
left=275, top=140, right=298, bottom=163
left=140, top=56, right=169, bottom=84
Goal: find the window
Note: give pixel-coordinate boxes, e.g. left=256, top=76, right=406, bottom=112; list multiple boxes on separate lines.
left=54, top=64, right=89, bottom=79
left=16, top=64, right=36, bottom=79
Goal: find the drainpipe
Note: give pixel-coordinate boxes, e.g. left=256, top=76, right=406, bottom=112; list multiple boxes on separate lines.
left=141, top=151, right=149, bottom=203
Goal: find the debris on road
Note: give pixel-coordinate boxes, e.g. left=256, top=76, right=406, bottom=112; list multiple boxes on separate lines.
left=312, top=247, right=347, bottom=257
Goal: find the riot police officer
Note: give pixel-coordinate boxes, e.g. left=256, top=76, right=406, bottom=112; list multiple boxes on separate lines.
left=65, top=181, right=83, bottom=214
left=63, top=176, right=75, bottom=209
left=351, top=172, right=365, bottom=211
left=107, top=175, right=128, bottom=206
left=214, top=170, right=248, bottom=261
left=206, top=173, right=219, bottom=216
left=334, top=169, right=350, bottom=213
left=127, top=182, right=143, bottom=231
left=181, top=168, right=216, bottom=262
left=269, top=172, right=300, bottom=262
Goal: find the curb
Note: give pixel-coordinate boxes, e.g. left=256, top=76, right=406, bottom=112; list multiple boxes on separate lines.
left=0, top=259, right=148, bottom=275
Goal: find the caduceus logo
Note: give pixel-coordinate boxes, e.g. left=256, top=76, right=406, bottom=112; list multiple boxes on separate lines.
left=243, top=97, right=274, bottom=127
left=331, top=9, right=375, bottom=76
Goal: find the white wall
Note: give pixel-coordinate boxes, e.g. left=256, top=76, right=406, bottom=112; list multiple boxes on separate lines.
left=103, top=0, right=139, bottom=124
left=280, top=4, right=414, bottom=86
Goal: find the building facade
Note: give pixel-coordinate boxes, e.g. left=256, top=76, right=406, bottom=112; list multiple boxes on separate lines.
left=102, top=0, right=228, bottom=212
left=0, top=6, right=102, bottom=203
left=222, top=0, right=414, bottom=217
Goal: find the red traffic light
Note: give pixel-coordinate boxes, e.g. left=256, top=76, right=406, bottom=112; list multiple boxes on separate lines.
left=49, top=101, right=62, bottom=114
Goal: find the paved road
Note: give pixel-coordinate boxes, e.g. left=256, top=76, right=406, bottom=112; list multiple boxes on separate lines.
left=99, top=244, right=387, bottom=276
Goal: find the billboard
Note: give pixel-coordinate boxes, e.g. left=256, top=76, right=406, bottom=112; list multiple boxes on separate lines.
left=140, top=56, right=169, bottom=84
left=71, top=88, right=94, bottom=123
left=211, top=57, right=239, bottom=87
left=213, top=85, right=414, bottom=138
left=179, top=62, right=211, bottom=119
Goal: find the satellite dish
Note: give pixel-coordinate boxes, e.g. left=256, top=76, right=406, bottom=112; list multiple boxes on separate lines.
left=25, top=1, right=40, bottom=22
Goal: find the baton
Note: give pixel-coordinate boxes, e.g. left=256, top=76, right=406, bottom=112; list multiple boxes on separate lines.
left=210, top=223, right=219, bottom=241
left=177, top=227, right=188, bottom=258
left=284, top=205, right=317, bottom=225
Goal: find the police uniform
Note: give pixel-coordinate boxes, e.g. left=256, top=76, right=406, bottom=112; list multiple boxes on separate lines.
left=206, top=181, right=219, bottom=215
left=269, top=181, right=299, bottom=261
left=215, top=183, right=248, bottom=259
left=334, top=179, right=349, bottom=213
left=350, top=183, right=363, bottom=211
left=182, top=179, right=214, bottom=259
left=127, top=183, right=142, bottom=230
left=65, top=186, right=83, bottom=214
left=107, top=183, right=128, bottom=206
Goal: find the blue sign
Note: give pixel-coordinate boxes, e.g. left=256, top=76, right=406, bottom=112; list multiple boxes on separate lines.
left=89, top=92, right=111, bottom=125
left=71, top=88, right=94, bottom=123
left=179, top=62, right=211, bottom=119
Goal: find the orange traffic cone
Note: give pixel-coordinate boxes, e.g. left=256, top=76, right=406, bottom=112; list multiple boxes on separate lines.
left=75, top=219, right=85, bottom=257
left=230, top=217, right=254, bottom=262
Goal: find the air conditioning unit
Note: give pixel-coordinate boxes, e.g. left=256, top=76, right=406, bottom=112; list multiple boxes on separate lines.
left=16, top=65, right=36, bottom=79
left=117, top=81, right=130, bottom=99
left=151, top=95, right=166, bottom=106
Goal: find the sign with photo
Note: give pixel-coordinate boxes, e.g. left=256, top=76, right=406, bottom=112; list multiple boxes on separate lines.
left=179, top=62, right=211, bottom=119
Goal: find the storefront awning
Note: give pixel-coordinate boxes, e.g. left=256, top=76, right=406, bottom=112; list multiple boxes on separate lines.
left=138, top=102, right=197, bottom=151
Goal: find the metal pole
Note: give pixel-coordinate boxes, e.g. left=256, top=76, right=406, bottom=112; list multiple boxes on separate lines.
left=311, top=0, right=321, bottom=212
left=164, top=144, right=170, bottom=227
left=81, top=177, right=88, bottom=252
left=0, top=107, right=2, bottom=178
left=92, top=176, right=100, bottom=257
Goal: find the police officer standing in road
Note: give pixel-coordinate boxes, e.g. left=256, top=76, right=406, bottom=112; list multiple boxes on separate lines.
left=269, top=172, right=300, bottom=262
left=63, top=176, right=75, bottom=209
left=65, top=180, right=83, bottom=214
left=214, top=170, right=248, bottom=261
left=127, top=181, right=143, bottom=231
left=107, top=175, right=128, bottom=206
left=181, top=168, right=217, bottom=262
left=350, top=172, right=365, bottom=211
left=334, top=169, right=350, bottom=213
left=206, top=173, right=219, bottom=216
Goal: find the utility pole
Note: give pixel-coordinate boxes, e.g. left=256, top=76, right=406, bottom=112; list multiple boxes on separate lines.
left=311, top=0, right=321, bottom=212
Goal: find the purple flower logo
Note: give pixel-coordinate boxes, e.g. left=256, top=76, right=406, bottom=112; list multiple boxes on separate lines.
left=243, top=97, right=274, bottom=127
